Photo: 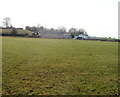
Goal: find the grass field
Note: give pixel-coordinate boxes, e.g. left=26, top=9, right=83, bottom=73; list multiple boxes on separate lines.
left=2, top=37, right=118, bottom=95
left=1, top=29, right=33, bottom=35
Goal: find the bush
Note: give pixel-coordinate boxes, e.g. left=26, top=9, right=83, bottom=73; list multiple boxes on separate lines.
left=11, top=28, right=17, bottom=36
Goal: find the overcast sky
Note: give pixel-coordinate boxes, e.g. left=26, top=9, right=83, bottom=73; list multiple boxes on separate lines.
left=0, top=0, right=119, bottom=38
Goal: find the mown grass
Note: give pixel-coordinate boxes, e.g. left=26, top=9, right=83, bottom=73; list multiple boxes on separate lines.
left=2, top=37, right=118, bottom=95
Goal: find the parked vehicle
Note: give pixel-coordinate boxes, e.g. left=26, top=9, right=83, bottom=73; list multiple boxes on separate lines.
left=73, top=37, right=85, bottom=40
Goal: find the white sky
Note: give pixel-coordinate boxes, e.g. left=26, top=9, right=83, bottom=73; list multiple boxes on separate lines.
left=0, top=0, right=119, bottom=38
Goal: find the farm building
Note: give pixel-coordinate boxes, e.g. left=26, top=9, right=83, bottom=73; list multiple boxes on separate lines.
left=63, top=34, right=72, bottom=39
left=38, top=28, right=65, bottom=39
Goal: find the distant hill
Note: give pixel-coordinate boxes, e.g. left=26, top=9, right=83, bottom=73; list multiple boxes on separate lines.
left=0, top=29, right=33, bottom=36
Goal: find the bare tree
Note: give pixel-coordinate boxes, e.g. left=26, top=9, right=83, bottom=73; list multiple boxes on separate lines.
left=77, top=28, right=86, bottom=34
left=37, top=24, right=41, bottom=28
left=2, top=17, right=12, bottom=28
left=57, top=26, right=67, bottom=33
left=68, top=27, right=76, bottom=34
left=69, top=27, right=88, bottom=36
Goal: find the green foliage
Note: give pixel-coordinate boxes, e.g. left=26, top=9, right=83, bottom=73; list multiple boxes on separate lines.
left=2, top=37, right=118, bottom=95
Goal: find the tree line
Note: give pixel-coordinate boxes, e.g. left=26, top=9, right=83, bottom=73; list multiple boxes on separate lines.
left=26, top=25, right=88, bottom=37
left=1, top=17, right=88, bottom=37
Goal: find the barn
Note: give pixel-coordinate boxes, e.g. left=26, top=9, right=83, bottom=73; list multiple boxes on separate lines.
left=38, top=28, right=64, bottom=39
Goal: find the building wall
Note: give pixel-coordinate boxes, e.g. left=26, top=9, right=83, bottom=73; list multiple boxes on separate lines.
left=63, top=34, right=72, bottom=39
left=38, top=28, right=64, bottom=39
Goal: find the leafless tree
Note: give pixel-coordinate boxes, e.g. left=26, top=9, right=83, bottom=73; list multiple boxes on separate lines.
left=2, top=17, right=12, bottom=28
left=57, top=26, right=67, bottom=33
left=69, top=27, right=88, bottom=36
left=68, top=27, right=76, bottom=34
left=77, top=28, right=86, bottom=34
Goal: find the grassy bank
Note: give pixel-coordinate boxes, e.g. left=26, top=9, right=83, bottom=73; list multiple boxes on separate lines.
left=1, top=29, right=33, bottom=36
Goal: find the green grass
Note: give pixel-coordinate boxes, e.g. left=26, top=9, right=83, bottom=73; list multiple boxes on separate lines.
left=2, top=37, right=118, bottom=95
left=1, top=29, right=33, bottom=35
left=97, top=37, right=118, bottom=40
